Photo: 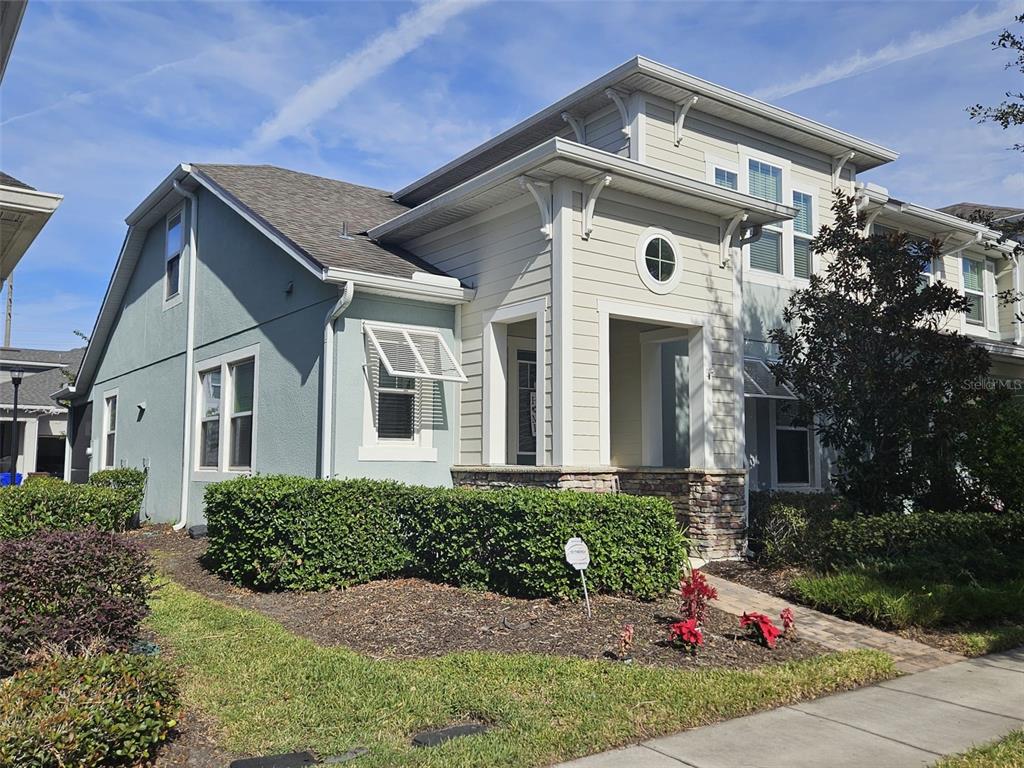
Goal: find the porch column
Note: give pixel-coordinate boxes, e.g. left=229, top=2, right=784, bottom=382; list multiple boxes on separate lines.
left=551, top=178, right=574, bottom=465
left=481, top=321, right=508, bottom=465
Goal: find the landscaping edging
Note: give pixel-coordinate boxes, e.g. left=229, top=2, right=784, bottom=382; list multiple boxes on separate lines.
left=451, top=466, right=746, bottom=560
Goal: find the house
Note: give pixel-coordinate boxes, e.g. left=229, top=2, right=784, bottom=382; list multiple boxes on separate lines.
left=0, top=346, right=84, bottom=478
left=61, top=57, right=1023, bottom=558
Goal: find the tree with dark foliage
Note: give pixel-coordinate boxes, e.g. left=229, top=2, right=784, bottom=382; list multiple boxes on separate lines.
left=768, top=193, right=993, bottom=514
left=969, top=13, right=1024, bottom=152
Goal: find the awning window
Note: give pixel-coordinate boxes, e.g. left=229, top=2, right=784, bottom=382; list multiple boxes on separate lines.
left=744, top=358, right=795, bottom=400
left=363, top=322, right=466, bottom=383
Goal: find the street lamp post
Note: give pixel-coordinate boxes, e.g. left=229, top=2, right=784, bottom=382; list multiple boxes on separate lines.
left=9, top=369, right=23, bottom=485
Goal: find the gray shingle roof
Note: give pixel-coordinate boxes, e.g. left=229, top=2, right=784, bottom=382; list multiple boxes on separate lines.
left=0, top=171, right=34, bottom=190
left=191, top=164, right=450, bottom=280
left=939, top=202, right=1024, bottom=222
left=0, top=347, right=84, bottom=407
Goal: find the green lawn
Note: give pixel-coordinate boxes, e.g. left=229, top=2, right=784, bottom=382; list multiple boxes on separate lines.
left=147, top=581, right=897, bottom=768
left=934, top=730, right=1024, bottom=768
left=789, top=570, right=1024, bottom=655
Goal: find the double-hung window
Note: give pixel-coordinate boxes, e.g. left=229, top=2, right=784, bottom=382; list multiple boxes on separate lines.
left=195, top=348, right=257, bottom=474
left=102, top=393, right=117, bottom=469
left=747, top=159, right=784, bottom=274
left=792, top=191, right=814, bottom=280
left=165, top=210, right=183, bottom=302
left=962, top=257, right=985, bottom=325
left=360, top=322, right=465, bottom=462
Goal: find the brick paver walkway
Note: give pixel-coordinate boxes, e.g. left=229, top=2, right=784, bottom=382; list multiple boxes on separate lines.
left=702, top=573, right=962, bottom=673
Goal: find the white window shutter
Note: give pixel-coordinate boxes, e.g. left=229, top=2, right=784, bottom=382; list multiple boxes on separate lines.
left=985, top=260, right=998, bottom=333
left=363, top=322, right=467, bottom=382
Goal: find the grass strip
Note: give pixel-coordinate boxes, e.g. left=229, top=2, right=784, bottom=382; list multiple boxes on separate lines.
left=147, top=580, right=896, bottom=767
left=934, top=730, right=1024, bottom=768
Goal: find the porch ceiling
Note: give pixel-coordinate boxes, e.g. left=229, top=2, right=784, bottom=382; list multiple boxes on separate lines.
left=370, top=138, right=797, bottom=243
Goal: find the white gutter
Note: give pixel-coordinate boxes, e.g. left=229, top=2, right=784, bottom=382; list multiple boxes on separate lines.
left=172, top=179, right=199, bottom=531
left=320, top=281, right=354, bottom=478
left=323, top=266, right=472, bottom=304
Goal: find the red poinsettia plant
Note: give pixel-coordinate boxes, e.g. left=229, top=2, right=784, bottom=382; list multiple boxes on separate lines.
left=679, top=569, right=718, bottom=626
left=780, top=607, right=796, bottom=639
left=740, top=612, right=782, bottom=649
left=669, top=617, right=704, bottom=652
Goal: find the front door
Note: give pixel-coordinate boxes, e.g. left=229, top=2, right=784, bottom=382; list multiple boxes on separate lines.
left=508, top=345, right=537, bottom=465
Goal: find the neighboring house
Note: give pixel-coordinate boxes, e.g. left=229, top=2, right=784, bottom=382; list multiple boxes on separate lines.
left=62, top=57, right=1024, bottom=558
left=0, top=346, right=84, bottom=478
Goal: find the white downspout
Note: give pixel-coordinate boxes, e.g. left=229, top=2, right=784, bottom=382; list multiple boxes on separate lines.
left=320, top=281, right=355, bottom=478
left=173, top=179, right=198, bottom=531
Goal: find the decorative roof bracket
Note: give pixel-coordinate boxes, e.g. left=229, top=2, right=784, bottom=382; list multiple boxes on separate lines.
left=519, top=177, right=552, bottom=240
left=561, top=112, right=586, bottom=144
left=582, top=174, right=612, bottom=240
left=721, top=212, right=748, bottom=268
left=674, top=94, right=699, bottom=146
left=861, top=206, right=883, bottom=235
left=939, top=231, right=982, bottom=259
left=605, top=88, right=631, bottom=139
left=831, top=151, right=856, bottom=188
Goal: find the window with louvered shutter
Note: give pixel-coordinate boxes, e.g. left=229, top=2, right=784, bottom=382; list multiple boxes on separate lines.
left=962, top=257, right=985, bottom=324
left=792, top=191, right=813, bottom=279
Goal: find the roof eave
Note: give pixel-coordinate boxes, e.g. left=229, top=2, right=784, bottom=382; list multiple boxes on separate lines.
left=394, top=56, right=899, bottom=204
left=373, top=137, right=796, bottom=243
left=324, top=267, right=474, bottom=304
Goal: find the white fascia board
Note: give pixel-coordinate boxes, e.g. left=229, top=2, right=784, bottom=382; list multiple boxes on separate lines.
left=324, top=267, right=474, bottom=304
left=0, top=185, right=63, bottom=214
left=394, top=56, right=899, bottom=203
left=372, top=138, right=796, bottom=242
left=633, top=57, right=899, bottom=165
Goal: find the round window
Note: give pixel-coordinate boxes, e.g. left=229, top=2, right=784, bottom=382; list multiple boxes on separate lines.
left=635, top=229, right=681, bottom=294
left=645, top=237, right=676, bottom=283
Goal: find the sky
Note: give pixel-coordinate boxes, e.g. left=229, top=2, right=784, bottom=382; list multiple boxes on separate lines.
left=1, top=0, right=1023, bottom=350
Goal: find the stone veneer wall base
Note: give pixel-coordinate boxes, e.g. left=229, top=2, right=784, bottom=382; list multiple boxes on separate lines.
left=450, top=466, right=746, bottom=560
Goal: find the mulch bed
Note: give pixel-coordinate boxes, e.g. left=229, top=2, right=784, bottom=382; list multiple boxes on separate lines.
left=138, top=528, right=827, bottom=671
left=136, top=529, right=836, bottom=767
left=702, top=560, right=801, bottom=600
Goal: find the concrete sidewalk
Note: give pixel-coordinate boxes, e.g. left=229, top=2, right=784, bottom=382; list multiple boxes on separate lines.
left=556, top=648, right=1024, bottom=768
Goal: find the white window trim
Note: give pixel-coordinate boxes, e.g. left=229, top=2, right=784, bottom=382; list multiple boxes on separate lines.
left=791, top=186, right=816, bottom=284
left=101, top=388, right=119, bottom=470
left=705, top=154, right=740, bottom=191
left=739, top=150, right=804, bottom=289
left=359, top=320, right=445, bottom=462
left=635, top=227, right=683, bottom=295
left=768, top=400, right=819, bottom=490
left=961, top=255, right=988, bottom=331
left=505, top=336, right=538, bottom=465
left=191, top=344, right=260, bottom=481
left=163, top=205, right=185, bottom=310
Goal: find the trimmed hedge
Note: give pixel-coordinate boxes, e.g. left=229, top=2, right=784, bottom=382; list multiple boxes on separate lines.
left=203, top=476, right=687, bottom=599
left=404, top=485, right=685, bottom=599
left=0, top=652, right=179, bottom=767
left=89, top=468, right=147, bottom=521
left=0, top=529, right=152, bottom=675
left=204, top=476, right=414, bottom=591
left=819, top=510, right=1024, bottom=581
left=0, top=480, right=136, bottom=539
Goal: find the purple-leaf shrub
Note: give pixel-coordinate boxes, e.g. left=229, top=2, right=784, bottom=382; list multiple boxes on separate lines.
left=0, top=529, right=152, bottom=675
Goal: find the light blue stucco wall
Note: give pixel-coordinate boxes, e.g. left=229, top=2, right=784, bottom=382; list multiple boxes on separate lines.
left=84, top=186, right=459, bottom=526
left=331, top=294, right=457, bottom=488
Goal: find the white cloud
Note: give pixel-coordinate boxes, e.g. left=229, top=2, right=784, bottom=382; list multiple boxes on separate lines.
left=246, top=0, right=489, bottom=152
left=755, top=0, right=1024, bottom=100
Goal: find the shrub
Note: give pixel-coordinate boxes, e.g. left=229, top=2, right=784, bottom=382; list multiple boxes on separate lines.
left=203, top=476, right=687, bottom=599
left=0, top=652, right=179, bottom=767
left=89, top=468, right=147, bottom=521
left=747, top=491, right=849, bottom=566
left=0, top=481, right=136, bottom=539
left=790, top=570, right=1024, bottom=629
left=203, top=475, right=414, bottom=591
left=404, top=485, right=686, bottom=599
left=818, top=510, right=1024, bottom=581
left=0, top=529, right=152, bottom=675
